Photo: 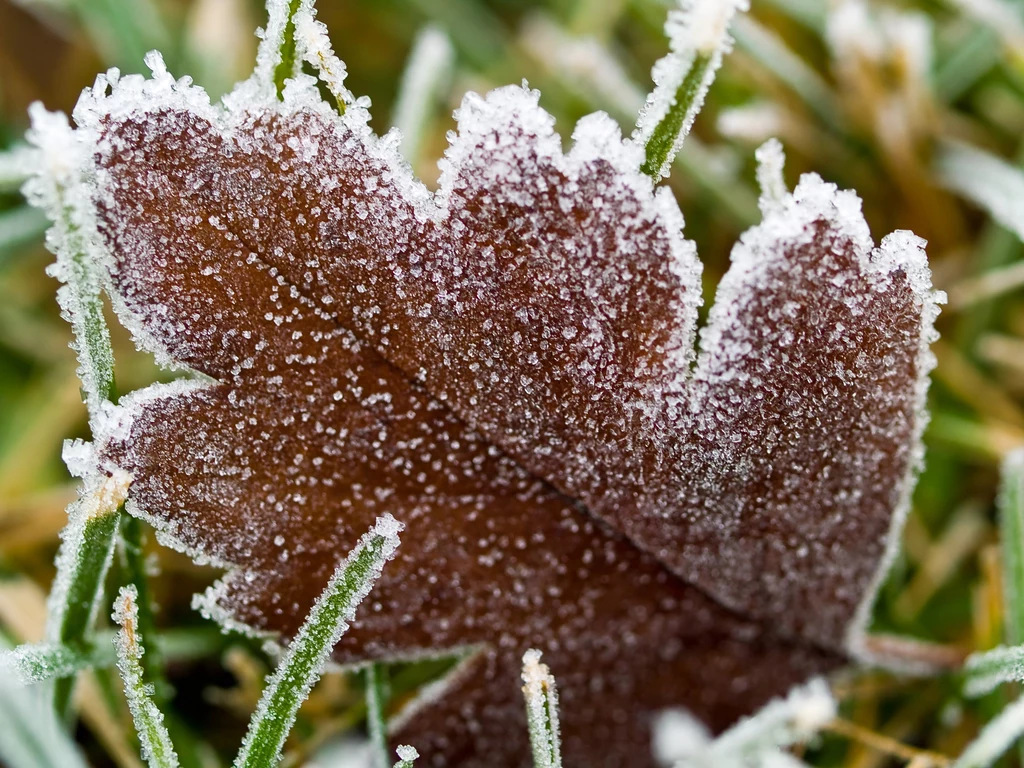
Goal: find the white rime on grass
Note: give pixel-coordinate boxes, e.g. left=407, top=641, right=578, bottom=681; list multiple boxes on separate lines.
left=660, top=678, right=835, bottom=767
left=0, top=641, right=110, bottom=685
left=113, top=585, right=180, bottom=768
left=0, top=640, right=90, bottom=768
left=755, top=138, right=788, bottom=217
left=24, top=104, right=116, bottom=422
left=294, top=6, right=356, bottom=110
left=634, top=0, right=749, bottom=179
left=939, top=142, right=1024, bottom=243
left=233, top=516, right=403, bottom=768
left=392, top=25, right=455, bottom=166
left=521, top=650, right=562, bottom=768
left=953, top=695, right=1024, bottom=768
left=964, top=644, right=1024, bottom=698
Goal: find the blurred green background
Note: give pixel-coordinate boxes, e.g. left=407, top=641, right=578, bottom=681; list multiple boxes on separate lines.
left=3, top=0, right=1024, bottom=765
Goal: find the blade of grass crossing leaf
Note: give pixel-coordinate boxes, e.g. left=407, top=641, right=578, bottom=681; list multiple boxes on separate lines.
left=521, top=650, right=562, bottom=768
left=393, top=745, right=418, bottom=768
left=366, top=662, right=391, bottom=768
left=113, top=586, right=179, bottom=768
left=49, top=490, right=127, bottom=716
left=273, top=0, right=304, bottom=98
left=0, top=639, right=90, bottom=768
left=233, top=516, right=403, bottom=768
left=1001, top=450, right=1024, bottom=646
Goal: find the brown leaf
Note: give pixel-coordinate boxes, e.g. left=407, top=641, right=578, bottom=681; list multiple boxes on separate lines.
left=75, top=75, right=939, bottom=767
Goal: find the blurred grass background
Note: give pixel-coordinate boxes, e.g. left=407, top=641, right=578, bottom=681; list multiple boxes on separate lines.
left=2, top=0, right=1024, bottom=765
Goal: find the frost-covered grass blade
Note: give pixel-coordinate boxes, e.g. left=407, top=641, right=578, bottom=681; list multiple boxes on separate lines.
left=964, top=645, right=1024, bottom=698
left=953, top=695, right=1024, bottom=768
left=661, top=678, right=835, bottom=767
left=47, top=474, right=130, bottom=715
left=521, top=650, right=562, bottom=768
left=113, top=585, right=180, bottom=768
left=1, top=641, right=112, bottom=685
left=233, top=516, right=402, bottom=768
left=1001, top=449, right=1024, bottom=646
left=938, top=142, right=1024, bottom=244
left=0, top=640, right=90, bottom=768
left=636, top=0, right=748, bottom=180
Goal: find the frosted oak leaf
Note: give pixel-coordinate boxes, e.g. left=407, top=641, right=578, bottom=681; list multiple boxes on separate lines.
left=62, top=60, right=939, bottom=768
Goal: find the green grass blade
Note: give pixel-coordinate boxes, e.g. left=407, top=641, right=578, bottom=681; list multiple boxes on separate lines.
left=636, top=1, right=746, bottom=180
left=640, top=51, right=714, bottom=180
left=392, top=26, right=454, bottom=166
left=521, top=650, right=562, bottom=768
left=366, top=662, right=391, bottom=768
left=1001, top=449, right=1024, bottom=646
left=113, top=586, right=180, bottom=768
left=273, top=0, right=304, bottom=98
left=48, top=481, right=129, bottom=715
left=233, top=515, right=403, bottom=768
left=954, top=694, right=1024, bottom=768
left=120, top=515, right=170, bottom=702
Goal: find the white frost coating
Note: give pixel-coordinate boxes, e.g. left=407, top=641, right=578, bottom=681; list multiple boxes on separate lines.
left=953, top=695, right=1024, bottom=768
left=964, top=644, right=1024, bottom=698
left=392, top=25, right=455, bottom=165
left=846, top=229, right=943, bottom=664
left=294, top=7, right=356, bottom=107
left=234, top=516, right=402, bottom=768
left=633, top=0, right=749, bottom=178
left=670, top=678, right=834, bottom=767
left=521, top=649, right=562, bottom=768
left=113, top=585, right=180, bottom=768
left=939, top=141, right=1024, bottom=243
left=0, top=649, right=90, bottom=768
left=754, top=138, right=788, bottom=217
left=652, top=709, right=710, bottom=766
left=225, top=0, right=313, bottom=110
